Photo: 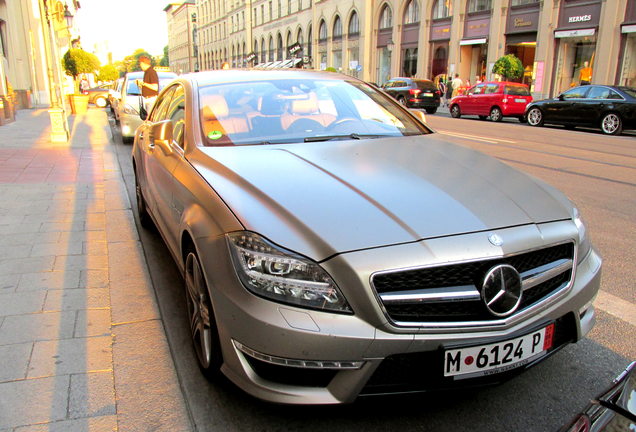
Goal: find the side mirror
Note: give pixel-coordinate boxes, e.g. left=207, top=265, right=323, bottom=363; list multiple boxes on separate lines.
left=410, top=109, right=427, bottom=124
left=150, top=120, right=173, bottom=155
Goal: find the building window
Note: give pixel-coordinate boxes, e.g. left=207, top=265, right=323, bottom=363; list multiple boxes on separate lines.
left=333, top=15, right=342, bottom=39
left=269, top=35, right=274, bottom=61
left=467, top=0, right=492, bottom=13
left=307, top=24, right=312, bottom=57
left=269, top=1, right=273, bottom=21
left=1, top=19, right=8, bottom=57
left=348, top=11, right=359, bottom=36
left=319, top=19, right=327, bottom=42
left=379, top=4, right=393, bottom=29
left=288, top=0, right=292, bottom=14
left=277, top=33, right=283, bottom=60
left=404, top=0, right=420, bottom=25
left=277, top=0, right=281, bottom=18
left=432, top=0, right=450, bottom=19
left=511, top=0, right=538, bottom=5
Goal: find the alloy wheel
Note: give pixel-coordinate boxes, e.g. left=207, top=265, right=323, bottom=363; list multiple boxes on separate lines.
left=185, top=251, right=215, bottom=370
left=450, top=105, right=461, bottom=118
left=527, top=108, right=543, bottom=126
left=490, top=107, right=503, bottom=122
left=601, top=113, right=622, bottom=135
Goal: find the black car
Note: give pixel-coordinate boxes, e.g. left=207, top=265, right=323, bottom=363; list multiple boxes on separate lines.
left=559, top=362, right=635, bottom=432
left=382, top=77, right=441, bottom=114
left=525, top=85, right=636, bottom=135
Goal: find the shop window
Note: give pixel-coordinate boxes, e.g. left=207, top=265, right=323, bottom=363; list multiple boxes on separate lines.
left=404, top=0, right=420, bottom=25
left=349, top=11, right=360, bottom=36
left=432, top=0, right=451, bottom=19
left=402, top=48, right=418, bottom=77
left=333, top=15, right=342, bottom=39
left=467, top=0, right=492, bottom=13
left=379, top=4, right=393, bottom=29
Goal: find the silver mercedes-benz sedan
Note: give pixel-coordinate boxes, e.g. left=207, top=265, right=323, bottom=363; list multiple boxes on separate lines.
left=131, top=70, right=602, bottom=405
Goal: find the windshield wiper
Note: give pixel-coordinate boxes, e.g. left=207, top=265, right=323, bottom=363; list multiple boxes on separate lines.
left=304, top=133, right=389, bottom=142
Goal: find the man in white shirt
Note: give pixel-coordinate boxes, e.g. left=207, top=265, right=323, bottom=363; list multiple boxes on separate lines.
left=451, top=73, right=463, bottom=98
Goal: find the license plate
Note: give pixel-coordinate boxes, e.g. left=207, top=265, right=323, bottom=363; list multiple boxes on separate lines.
left=444, top=323, right=555, bottom=379
left=515, top=98, right=527, bottom=103
left=423, top=92, right=433, bottom=97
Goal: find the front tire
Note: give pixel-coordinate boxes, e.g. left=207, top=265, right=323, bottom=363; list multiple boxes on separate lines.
left=185, top=248, right=222, bottom=380
left=601, top=113, right=622, bottom=135
left=450, top=104, right=461, bottom=118
left=397, top=96, right=406, bottom=106
left=527, top=107, right=544, bottom=127
left=490, top=106, right=503, bottom=122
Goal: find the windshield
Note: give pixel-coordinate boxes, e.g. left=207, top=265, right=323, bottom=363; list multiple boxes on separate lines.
left=198, top=78, right=430, bottom=146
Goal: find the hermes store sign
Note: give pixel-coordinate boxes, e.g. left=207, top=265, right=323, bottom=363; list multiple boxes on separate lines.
left=568, top=15, right=592, bottom=23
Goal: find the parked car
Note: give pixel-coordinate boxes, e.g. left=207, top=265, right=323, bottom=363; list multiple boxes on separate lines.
left=117, top=70, right=176, bottom=141
left=108, top=78, right=124, bottom=115
left=382, top=77, right=441, bottom=113
left=449, top=81, right=533, bottom=122
left=132, top=69, right=601, bottom=405
left=559, top=362, right=635, bottom=432
left=83, top=84, right=110, bottom=108
left=525, top=85, right=636, bottom=135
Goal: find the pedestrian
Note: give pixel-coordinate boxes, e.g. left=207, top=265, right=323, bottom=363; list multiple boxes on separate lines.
left=136, top=55, right=159, bottom=115
left=451, top=73, right=463, bottom=98
left=475, top=75, right=482, bottom=85
left=438, top=78, right=447, bottom=106
left=445, top=77, right=453, bottom=106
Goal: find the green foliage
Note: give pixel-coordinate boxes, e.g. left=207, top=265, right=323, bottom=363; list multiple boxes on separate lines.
left=491, top=54, right=524, bottom=80
left=97, top=64, right=119, bottom=82
left=62, top=48, right=101, bottom=93
left=121, top=49, right=154, bottom=73
left=325, top=67, right=337, bottom=72
left=160, top=45, right=169, bottom=67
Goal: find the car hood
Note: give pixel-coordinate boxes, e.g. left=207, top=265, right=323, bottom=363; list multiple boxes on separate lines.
left=191, top=135, right=572, bottom=261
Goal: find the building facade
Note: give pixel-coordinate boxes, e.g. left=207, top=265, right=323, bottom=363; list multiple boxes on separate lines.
left=0, top=0, right=80, bottom=123
left=172, top=0, right=634, bottom=99
left=165, top=0, right=197, bottom=74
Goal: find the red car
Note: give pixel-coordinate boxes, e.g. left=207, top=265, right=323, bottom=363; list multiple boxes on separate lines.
left=449, top=81, right=533, bottom=122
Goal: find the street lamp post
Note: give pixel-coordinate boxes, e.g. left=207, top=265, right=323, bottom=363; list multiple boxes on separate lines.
left=38, top=0, right=74, bottom=143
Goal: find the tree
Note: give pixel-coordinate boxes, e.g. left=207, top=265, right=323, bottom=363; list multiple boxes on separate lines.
left=160, top=45, right=169, bottom=67
left=491, top=54, right=524, bottom=81
left=121, top=49, right=154, bottom=73
left=97, top=64, right=119, bottom=82
left=62, top=48, right=101, bottom=93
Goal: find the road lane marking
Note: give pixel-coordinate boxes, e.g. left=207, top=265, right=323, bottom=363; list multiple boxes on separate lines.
left=594, top=290, right=636, bottom=327
left=437, top=130, right=518, bottom=144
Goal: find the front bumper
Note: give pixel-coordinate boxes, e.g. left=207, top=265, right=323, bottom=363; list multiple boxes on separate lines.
left=198, top=223, right=602, bottom=404
left=119, top=112, right=143, bottom=138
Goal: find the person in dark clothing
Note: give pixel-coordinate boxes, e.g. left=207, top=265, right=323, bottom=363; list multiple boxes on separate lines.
left=136, top=55, right=159, bottom=113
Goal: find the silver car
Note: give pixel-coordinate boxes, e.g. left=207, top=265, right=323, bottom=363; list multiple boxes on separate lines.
left=118, top=70, right=176, bottom=142
left=132, top=70, right=602, bottom=404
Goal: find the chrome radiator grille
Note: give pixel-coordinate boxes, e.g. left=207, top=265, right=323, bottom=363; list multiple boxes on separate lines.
left=371, top=243, right=575, bottom=325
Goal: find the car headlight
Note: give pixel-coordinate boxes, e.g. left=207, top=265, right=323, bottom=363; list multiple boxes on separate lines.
left=227, top=232, right=352, bottom=314
left=122, top=103, right=139, bottom=115
left=573, top=207, right=591, bottom=260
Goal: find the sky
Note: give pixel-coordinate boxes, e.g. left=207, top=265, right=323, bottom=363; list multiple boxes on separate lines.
left=76, top=0, right=169, bottom=62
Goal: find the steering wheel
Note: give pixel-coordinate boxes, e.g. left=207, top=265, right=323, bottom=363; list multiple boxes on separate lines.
left=327, top=118, right=360, bottom=132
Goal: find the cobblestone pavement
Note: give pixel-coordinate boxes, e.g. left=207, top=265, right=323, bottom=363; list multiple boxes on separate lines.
left=0, top=108, right=192, bottom=431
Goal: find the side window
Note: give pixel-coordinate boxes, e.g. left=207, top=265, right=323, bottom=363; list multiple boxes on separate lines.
left=608, top=90, right=623, bottom=100
left=586, top=86, right=610, bottom=99
left=470, top=84, right=486, bottom=95
left=166, top=85, right=186, bottom=149
left=562, top=87, right=589, bottom=100
left=149, top=87, right=175, bottom=122
left=383, top=81, right=394, bottom=89
left=485, top=84, right=500, bottom=94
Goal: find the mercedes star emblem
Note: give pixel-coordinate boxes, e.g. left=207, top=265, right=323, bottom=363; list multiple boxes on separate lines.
left=481, top=264, right=523, bottom=317
left=488, top=233, right=504, bottom=246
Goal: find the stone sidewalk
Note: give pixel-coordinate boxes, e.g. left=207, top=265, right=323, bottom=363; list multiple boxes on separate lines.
left=0, top=109, right=191, bottom=431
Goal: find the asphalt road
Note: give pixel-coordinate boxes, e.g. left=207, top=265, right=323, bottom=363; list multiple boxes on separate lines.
left=111, top=109, right=634, bottom=432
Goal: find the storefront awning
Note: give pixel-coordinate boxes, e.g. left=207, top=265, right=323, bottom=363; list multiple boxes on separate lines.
left=253, top=58, right=303, bottom=69
left=554, top=28, right=595, bottom=38
left=460, top=38, right=487, bottom=45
